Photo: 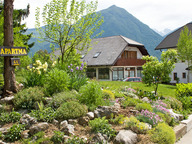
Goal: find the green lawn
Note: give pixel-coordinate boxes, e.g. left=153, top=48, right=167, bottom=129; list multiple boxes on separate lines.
left=99, top=81, right=176, bottom=98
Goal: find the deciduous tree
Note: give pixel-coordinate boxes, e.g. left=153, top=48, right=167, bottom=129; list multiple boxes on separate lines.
left=142, top=50, right=177, bottom=95
left=35, top=0, right=103, bottom=64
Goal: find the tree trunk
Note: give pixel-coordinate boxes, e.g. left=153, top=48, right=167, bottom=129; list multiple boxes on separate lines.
left=3, top=0, right=17, bottom=96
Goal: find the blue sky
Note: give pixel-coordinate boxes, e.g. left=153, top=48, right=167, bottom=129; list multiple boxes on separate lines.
left=14, top=0, right=192, bottom=32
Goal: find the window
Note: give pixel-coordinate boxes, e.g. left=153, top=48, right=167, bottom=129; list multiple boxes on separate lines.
left=93, top=52, right=101, bottom=58
left=98, top=68, right=110, bottom=80
left=113, top=67, right=124, bottom=81
left=86, top=68, right=96, bottom=79
left=173, top=72, right=177, bottom=80
left=137, top=67, right=143, bottom=78
left=182, top=72, right=186, bottom=79
left=121, top=51, right=137, bottom=59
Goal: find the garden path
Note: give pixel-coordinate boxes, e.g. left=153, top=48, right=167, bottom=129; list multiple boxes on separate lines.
left=176, top=129, right=192, bottom=144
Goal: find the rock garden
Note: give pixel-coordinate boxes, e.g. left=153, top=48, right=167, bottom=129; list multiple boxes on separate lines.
left=0, top=60, right=192, bottom=144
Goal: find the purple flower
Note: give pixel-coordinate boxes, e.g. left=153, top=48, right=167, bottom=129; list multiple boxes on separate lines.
left=70, top=64, right=73, bottom=66
left=80, top=67, right=83, bottom=71
left=71, top=69, right=73, bottom=72
left=68, top=66, right=70, bottom=68
left=81, top=63, right=84, bottom=67
left=76, top=66, right=79, bottom=70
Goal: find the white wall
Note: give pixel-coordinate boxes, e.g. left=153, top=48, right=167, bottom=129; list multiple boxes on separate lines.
left=170, top=61, right=192, bottom=83
left=125, top=46, right=143, bottom=59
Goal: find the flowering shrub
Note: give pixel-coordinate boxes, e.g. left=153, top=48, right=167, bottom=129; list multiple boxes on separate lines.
left=163, top=97, right=182, bottom=111
left=102, top=89, right=115, bottom=100
left=152, top=104, right=170, bottom=114
left=24, top=60, right=54, bottom=87
left=137, top=110, right=162, bottom=126
left=125, top=116, right=150, bottom=134
left=152, top=100, right=169, bottom=109
left=67, top=62, right=88, bottom=91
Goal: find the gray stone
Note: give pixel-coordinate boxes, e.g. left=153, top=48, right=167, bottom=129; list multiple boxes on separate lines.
left=21, top=130, right=30, bottom=139
left=168, top=109, right=183, bottom=121
left=0, top=96, right=14, bottom=105
left=60, top=120, right=74, bottom=135
left=94, top=103, right=120, bottom=119
left=181, top=114, right=192, bottom=132
left=29, top=122, right=49, bottom=135
left=0, top=140, right=7, bottom=144
left=92, top=133, right=108, bottom=144
left=78, top=116, right=90, bottom=126
left=0, top=127, right=9, bottom=135
left=114, top=130, right=138, bottom=144
left=68, top=119, right=78, bottom=125
left=86, top=112, right=95, bottom=120
left=20, top=114, right=37, bottom=129
left=52, top=119, right=59, bottom=127
left=141, top=97, right=150, bottom=103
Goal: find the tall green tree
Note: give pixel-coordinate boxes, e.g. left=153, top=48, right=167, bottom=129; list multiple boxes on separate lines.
left=142, top=50, right=177, bottom=95
left=177, top=26, right=192, bottom=83
left=35, top=0, right=103, bottom=64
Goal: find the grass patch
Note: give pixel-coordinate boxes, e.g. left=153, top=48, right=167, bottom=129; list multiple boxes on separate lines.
left=99, top=81, right=176, bottom=97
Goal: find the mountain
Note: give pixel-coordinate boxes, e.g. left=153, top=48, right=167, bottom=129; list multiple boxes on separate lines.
left=154, top=28, right=172, bottom=37
left=27, top=5, right=163, bottom=58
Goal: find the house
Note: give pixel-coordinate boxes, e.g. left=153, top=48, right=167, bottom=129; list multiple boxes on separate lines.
left=155, top=22, right=192, bottom=83
left=80, top=35, right=149, bottom=81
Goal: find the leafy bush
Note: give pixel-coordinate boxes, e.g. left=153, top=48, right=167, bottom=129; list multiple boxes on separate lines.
left=89, top=117, right=116, bottom=139
left=135, top=103, right=153, bottom=112
left=13, top=87, right=45, bottom=109
left=110, top=114, right=126, bottom=125
left=44, top=68, right=69, bottom=96
left=78, top=82, right=104, bottom=110
left=4, top=124, right=25, bottom=142
left=178, top=96, right=192, bottom=110
left=102, top=89, right=115, bottom=100
left=176, top=83, right=192, bottom=97
left=155, top=112, right=173, bottom=126
left=30, top=107, right=56, bottom=122
left=0, top=110, right=21, bottom=124
left=65, top=136, right=87, bottom=144
left=125, top=116, right=150, bottom=134
left=56, top=101, right=87, bottom=120
left=137, top=110, right=162, bottom=126
left=21, top=131, right=52, bottom=144
left=50, top=131, right=65, bottom=144
left=121, top=97, right=143, bottom=108
left=49, top=91, right=77, bottom=109
left=163, top=97, right=182, bottom=111
left=114, top=91, right=125, bottom=98
left=148, top=123, right=176, bottom=144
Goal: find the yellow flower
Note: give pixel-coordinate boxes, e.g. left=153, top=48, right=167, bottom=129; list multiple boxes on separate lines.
left=42, top=62, right=48, bottom=70
left=37, top=70, right=41, bottom=75
left=52, top=61, right=57, bottom=67
left=27, top=66, right=30, bottom=70
left=36, top=60, right=42, bottom=66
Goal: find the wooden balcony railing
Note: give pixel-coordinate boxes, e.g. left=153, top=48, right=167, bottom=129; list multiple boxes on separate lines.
left=114, top=58, right=146, bottom=66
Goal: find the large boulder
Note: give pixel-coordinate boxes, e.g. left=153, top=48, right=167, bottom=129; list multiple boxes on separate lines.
left=94, top=103, right=120, bottom=119
left=29, top=122, right=49, bottom=135
left=114, top=130, right=138, bottom=144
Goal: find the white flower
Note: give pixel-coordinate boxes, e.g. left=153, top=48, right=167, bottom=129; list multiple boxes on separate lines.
left=36, top=60, right=42, bottom=66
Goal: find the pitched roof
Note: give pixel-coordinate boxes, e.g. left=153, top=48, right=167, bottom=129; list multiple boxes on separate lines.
left=155, top=22, right=192, bottom=50
left=81, top=35, right=148, bottom=66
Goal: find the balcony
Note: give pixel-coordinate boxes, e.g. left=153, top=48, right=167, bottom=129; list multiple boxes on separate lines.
left=114, top=58, right=146, bottom=66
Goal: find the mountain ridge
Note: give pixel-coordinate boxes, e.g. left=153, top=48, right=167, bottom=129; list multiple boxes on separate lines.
left=27, top=5, right=163, bottom=58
